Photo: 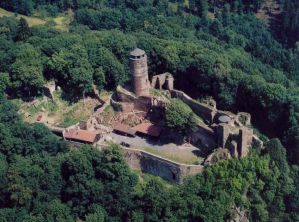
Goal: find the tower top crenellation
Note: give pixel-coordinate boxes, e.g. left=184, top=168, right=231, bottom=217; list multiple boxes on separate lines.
left=130, top=48, right=146, bottom=59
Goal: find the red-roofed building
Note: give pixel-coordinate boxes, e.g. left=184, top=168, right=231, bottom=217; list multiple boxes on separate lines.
left=63, top=129, right=101, bottom=144
left=113, top=123, right=136, bottom=137
left=132, top=123, right=163, bottom=137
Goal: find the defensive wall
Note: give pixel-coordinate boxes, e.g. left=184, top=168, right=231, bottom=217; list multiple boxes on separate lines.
left=122, top=147, right=204, bottom=184
left=47, top=125, right=203, bottom=184
left=170, top=89, right=217, bottom=123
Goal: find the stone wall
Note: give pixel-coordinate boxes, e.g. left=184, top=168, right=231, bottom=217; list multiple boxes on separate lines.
left=133, top=96, right=152, bottom=112
left=151, top=72, right=174, bottom=90
left=122, top=148, right=204, bottom=184
left=170, top=89, right=216, bottom=123
left=116, top=85, right=137, bottom=103
left=238, top=128, right=253, bottom=157
left=216, top=124, right=231, bottom=148
left=110, top=96, right=126, bottom=112
left=114, top=86, right=168, bottom=113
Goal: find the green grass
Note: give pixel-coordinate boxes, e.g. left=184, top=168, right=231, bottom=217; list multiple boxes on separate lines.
left=149, top=88, right=163, bottom=97
left=0, top=7, right=71, bottom=30
left=103, top=104, right=113, bottom=113
left=0, top=8, right=46, bottom=26
left=15, top=90, right=100, bottom=127
left=60, top=115, right=79, bottom=128
left=52, top=15, right=71, bottom=31
left=143, top=146, right=199, bottom=165
left=132, top=169, right=173, bottom=195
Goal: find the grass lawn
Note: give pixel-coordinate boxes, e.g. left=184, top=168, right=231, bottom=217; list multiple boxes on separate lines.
left=143, top=146, right=200, bottom=165
left=53, top=15, right=71, bottom=31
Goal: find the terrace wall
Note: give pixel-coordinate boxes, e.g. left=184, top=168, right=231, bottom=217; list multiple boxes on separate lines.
left=122, top=148, right=204, bottom=184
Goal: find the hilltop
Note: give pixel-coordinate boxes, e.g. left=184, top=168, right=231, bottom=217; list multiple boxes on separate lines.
left=0, top=0, right=298, bottom=221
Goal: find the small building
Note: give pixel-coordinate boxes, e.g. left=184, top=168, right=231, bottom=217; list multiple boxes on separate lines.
left=133, top=123, right=163, bottom=138
left=113, top=123, right=136, bottom=137
left=63, top=129, right=101, bottom=145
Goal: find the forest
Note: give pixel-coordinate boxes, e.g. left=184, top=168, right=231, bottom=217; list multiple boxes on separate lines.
left=0, top=0, right=298, bottom=221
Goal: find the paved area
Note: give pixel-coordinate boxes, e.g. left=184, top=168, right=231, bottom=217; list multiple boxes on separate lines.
left=111, top=132, right=205, bottom=164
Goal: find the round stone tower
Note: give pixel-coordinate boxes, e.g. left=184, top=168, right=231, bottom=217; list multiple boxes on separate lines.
left=129, top=48, right=150, bottom=96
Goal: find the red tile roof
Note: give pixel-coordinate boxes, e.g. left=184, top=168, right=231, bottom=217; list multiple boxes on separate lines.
left=63, top=129, right=99, bottom=143
left=132, top=123, right=162, bottom=137
left=113, top=123, right=136, bottom=136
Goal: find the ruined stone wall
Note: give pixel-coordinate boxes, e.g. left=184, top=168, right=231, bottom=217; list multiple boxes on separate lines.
left=110, top=97, right=127, bottom=112
left=116, top=86, right=137, bottom=102
left=122, top=148, right=204, bottom=184
left=216, top=124, right=231, bottom=148
left=115, top=86, right=168, bottom=113
left=238, top=128, right=253, bottom=157
left=151, top=73, right=174, bottom=90
left=170, top=90, right=216, bottom=123
left=133, top=96, right=152, bottom=112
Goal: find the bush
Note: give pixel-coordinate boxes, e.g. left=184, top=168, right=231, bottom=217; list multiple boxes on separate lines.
left=165, top=99, right=197, bottom=134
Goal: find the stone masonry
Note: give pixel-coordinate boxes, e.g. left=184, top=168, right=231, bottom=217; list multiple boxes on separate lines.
left=129, top=48, right=150, bottom=96
left=151, top=72, right=174, bottom=90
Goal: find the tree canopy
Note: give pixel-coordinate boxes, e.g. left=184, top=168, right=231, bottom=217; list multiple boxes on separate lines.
left=0, top=0, right=298, bottom=220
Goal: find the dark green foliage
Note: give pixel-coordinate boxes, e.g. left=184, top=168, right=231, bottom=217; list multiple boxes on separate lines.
left=85, top=205, right=106, bottom=222
left=279, top=0, right=299, bottom=47
left=0, top=0, right=34, bottom=15
left=0, top=98, right=139, bottom=221
left=209, top=0, right=264, bottom=13
left=88, top=47, right=127, bottom=89
left=196, top=0, right=208, bottom=18
left=166, top=99, right=198, bottom=134
left=47, top=44, right=93, bottom=99
left=10, top=44, right=44, bottom=98
left=287, top=166, right=299, bottom=221
left=74, top=8, right=122, bottom=30
left=0, top=72, right=9, bottom=96
left=0, top=1, right=298, bottom=221
left=94, top=67, right=106, bottom=91
left=15, top=18, right=31, bottom=41
left=0, top=17, right=18, bottom=40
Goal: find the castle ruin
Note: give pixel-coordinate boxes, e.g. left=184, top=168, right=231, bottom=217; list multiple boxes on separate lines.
left=66, top=48, right=264, bottom=183
left=119, top=49, right=263, bottom=157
